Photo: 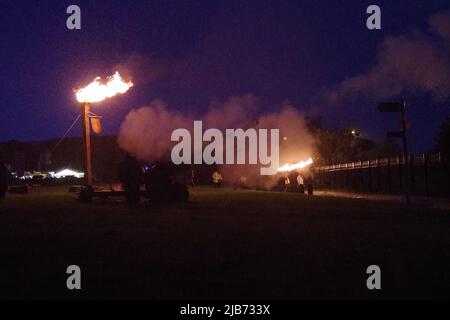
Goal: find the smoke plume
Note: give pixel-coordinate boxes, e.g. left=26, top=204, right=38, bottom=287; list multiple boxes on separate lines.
left=329, top=11, right=450, bottom=104
left=118, top=95, right=315, bottom=187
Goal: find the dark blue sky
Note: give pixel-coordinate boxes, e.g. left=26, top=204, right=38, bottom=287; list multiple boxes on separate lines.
left=1, top=0, right=449, bottom=153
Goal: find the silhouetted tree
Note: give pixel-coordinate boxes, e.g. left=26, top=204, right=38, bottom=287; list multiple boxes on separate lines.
left=314, top=128, right=401, bottom=165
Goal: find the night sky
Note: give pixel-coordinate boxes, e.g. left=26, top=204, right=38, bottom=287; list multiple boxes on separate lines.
left=1, top=0, right=449, bottom=153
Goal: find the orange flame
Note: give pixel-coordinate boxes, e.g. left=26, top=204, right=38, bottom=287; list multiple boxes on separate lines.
left=277, top=158, right=313, bottom=172
left=75, top=71, right=133, bottom=103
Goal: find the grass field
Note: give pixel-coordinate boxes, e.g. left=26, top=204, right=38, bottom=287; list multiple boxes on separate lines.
left=0, top=186, right=449, bottom=299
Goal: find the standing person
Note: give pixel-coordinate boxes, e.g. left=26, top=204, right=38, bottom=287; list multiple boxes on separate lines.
left=288, top=171, right=299, bottom=192
left=118, top=153, right=143, bottom=207
left=305, top=169, right=315, bottom=196
left=212, top=171, right=223, bottom=188
left=283, top=173, right=290, bottom=192
left=297, top=173, right=305, bottom=194
left=0, top=154, right=8, bottom=200
left=306, top=178, right=314, bottom=195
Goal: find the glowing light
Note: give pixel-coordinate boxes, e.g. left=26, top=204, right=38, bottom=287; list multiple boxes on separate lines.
left=351, top=129, right=360, bottom=137
left=277, top=158, right=313, bottom=172
left=54, top=169, right=84, bottom=179
left=75, top=71, right=133, bottom=103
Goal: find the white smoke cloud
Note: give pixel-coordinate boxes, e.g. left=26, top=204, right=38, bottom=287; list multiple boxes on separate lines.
left=117, top=100, right=191, bottom=161
left=329, top=11, right=450, bottom=104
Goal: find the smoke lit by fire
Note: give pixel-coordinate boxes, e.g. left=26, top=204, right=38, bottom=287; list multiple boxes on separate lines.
left=118, top=96, right=316, bottom=188
left=76, top=71, right=133, bottom=103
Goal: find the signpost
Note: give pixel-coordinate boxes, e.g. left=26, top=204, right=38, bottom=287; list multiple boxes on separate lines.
left=378, top=100, right=410, bottom=210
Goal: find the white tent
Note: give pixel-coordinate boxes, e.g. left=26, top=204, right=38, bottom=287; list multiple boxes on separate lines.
left=53, top=169, right=84, bottom=179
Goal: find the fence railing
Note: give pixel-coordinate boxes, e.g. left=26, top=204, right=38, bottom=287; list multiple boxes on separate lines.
left=314, top=153, right=449, bottom=197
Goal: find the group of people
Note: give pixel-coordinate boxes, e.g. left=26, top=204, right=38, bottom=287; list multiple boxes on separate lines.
left=281, top=171, right=314, bottom=195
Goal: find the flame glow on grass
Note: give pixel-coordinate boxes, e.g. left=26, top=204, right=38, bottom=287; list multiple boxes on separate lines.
left=277, top=158, right=313, bottom=172
left=75, top=72, right=133, bottom=103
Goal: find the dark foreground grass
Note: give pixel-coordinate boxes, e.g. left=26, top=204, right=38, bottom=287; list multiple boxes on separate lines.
left=0, top=186, right=449, bottom=299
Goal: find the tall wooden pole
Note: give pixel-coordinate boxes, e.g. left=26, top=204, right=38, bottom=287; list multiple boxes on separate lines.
left=81, top=102, right=92, bottom=186
left=400, top=99, right=410, bottom=210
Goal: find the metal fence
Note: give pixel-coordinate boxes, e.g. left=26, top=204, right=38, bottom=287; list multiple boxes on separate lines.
left=314, top=153, right=450, bottom=197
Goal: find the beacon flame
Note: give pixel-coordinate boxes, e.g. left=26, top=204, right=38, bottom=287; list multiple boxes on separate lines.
left=75, top=71, right=133, bottom=103
left=277, top=158, right=313, bottom=172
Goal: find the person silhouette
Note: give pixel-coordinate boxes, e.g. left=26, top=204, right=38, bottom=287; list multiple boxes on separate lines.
left=118, top=153, right=143, bottom=207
